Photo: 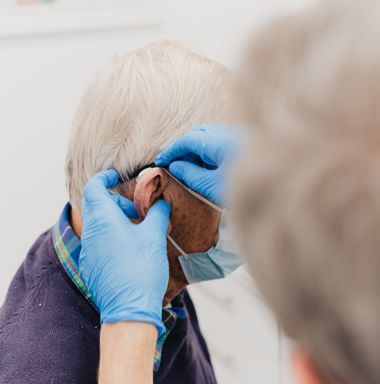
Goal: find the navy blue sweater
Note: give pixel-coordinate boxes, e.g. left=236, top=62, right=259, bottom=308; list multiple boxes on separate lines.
left=0, top=229, right=217, bottom=384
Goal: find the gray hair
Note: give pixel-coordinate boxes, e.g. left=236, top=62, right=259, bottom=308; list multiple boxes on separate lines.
left=66, top=40, right=235, bottom=209
left=235, top=1, right=380, bottom=383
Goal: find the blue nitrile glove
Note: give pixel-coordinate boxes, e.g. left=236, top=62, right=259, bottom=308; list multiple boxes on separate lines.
left=79, top=169, right=171, bottom=337
left=155, top=125, right=237, bottom=207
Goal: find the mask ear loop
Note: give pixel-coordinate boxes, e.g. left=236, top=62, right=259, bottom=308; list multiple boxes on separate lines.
left=167, top=234, right=187, bottom=257
left=162, top=168, right=224, bottom=214
left=162, top=168, right=224, bottom=258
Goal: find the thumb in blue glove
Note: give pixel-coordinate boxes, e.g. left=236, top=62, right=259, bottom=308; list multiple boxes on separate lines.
left=79, top=169, right=171, bottom=337
left=155, top=125, right=238, bottom=207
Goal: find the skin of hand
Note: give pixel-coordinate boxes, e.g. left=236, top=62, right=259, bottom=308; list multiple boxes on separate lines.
left=155, top=124, right=238, bottom=207
left=79, top=169, right=171, bottom=337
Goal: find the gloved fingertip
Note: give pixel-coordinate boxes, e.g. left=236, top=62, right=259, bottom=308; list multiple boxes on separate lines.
left=154, top=199, right=172, bottom=216
left=168, top=161, right=187, bottom=178
left=110, top=193, right=139, bottom=218
left=143, top=199, right=171, bottom=230
left=83, top=169, right=121, bottom=204
left=154, top=153, right=166, bottom=166
left=100, top=169, right=120, bottom=188
left=85, top=169, right=119, bottom=194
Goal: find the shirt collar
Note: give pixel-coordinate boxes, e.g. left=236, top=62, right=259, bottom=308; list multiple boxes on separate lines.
left=52, top=203, right=177, bottom=372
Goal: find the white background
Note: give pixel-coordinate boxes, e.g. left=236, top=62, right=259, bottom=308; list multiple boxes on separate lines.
left=0, top=1, right=315, bottom=383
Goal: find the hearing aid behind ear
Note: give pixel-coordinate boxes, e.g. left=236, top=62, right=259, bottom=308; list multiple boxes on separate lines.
left=136, top=168, right=154, bottom=184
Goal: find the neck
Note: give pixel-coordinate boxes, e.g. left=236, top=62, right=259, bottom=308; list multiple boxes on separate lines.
left=70, top=208, right=83, bottom=238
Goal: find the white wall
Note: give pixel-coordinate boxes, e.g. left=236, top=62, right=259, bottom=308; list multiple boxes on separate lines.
left=0, top=1, right=314, bottom=383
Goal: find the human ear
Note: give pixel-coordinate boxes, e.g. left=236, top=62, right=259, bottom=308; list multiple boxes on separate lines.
left=133, top=167, right=169, bottom=218
left=292, top=350, right=327, bottom=384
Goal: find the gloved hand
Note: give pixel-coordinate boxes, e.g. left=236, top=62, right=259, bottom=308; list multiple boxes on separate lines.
left=79, top=169, right=171, bottom=337
left=155, top=125, right=237, bottom=207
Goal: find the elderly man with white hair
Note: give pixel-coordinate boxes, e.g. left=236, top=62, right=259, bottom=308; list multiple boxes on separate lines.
left=68, top=1, right=380, bottom=384
left=0, top=40, right=240, bottom=384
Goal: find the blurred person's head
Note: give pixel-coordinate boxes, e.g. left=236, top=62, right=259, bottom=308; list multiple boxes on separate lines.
left=65, top=40, right=236, bottom=302
left=235, top=1, right=380, bottom=383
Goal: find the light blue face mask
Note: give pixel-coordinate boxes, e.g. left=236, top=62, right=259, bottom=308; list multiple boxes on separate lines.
left=163, top=169, right=243, bottom=284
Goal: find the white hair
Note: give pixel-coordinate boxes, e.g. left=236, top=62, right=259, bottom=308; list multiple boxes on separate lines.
left=66, top=40, right=235, bottom=209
